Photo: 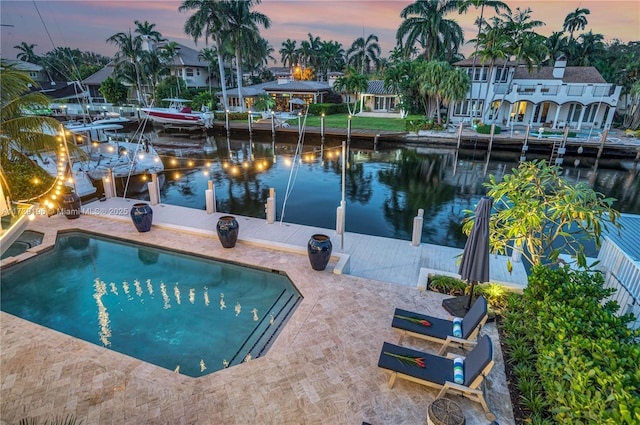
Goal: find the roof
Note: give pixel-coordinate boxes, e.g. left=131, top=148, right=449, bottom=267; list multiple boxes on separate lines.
left=454, top=58, right=521, bottom=67
left=263, top=80, right=331, bottom=92
left=513, top=66, right=606, bottom=84
left=83, top=62, right=115, bottom=85
left=219, top=80, right=332, bottom=97
left=2, top=59, right=42, bottom=71
left=154, top=42, right=209, bottom=68
left=365, top=80, right=397, bottom=95
left=604, top=214, right=640, bottom=263
left=33, top=81, right=88, bottom=100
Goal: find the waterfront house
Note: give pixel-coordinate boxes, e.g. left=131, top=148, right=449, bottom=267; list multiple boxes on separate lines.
left=218, top=71, right=335, bottom=112
left=449, top=55, right=622, bottom=131
left=359, top=80, right=402, bottom=115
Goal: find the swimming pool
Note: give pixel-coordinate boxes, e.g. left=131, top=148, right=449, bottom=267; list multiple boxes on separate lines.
left=0, top=231, right=301, bottom=377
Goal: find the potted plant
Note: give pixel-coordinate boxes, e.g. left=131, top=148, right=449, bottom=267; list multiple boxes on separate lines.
left=60, top=186, right=81, bottom=219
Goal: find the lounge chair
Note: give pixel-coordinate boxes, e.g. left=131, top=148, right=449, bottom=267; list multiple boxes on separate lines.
left=378, top=335, right=496, bottom=420
left=392, top=296, right=488, bottom=354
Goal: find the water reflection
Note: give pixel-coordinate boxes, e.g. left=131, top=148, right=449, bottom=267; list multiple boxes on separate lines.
left=139, top=134, right=640, bottom=249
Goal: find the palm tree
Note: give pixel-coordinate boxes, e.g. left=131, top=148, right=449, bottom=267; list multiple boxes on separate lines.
left=224, top=0, right=271, bottom=112
left=469, top=17, right=509, bottom=120
left=0, top=61, right=73, bottom=202
left=180, top=0, right=231, bottom=110
left=575, top=31, right=605, bottom=66
left=488, top=8, right=547, bottom=123
left=347, top=34, right=381, bottom=74
left=279, top=39, right=298, bottom=68
left=417, top=61, right=470, bottom=124
left=396, top=0, right=463, bottom=62
left=317, top=40, right=345, bottom=80
left=383, top=60, right=412, bottom=117
left=545, top=31, right=569, bottom=65
left=14, top=42, right=39, bottom=63
left=563, top=7, right=590, bottom=45
left=333, top=66, right=368, bottom=115
left=198, top=47, right=219, bottom=99
left=139, top=50, right=170, bottom=97
left=297, top=33, right=321, bottom=72
left=457, top=0, right=511, bottom=120
left=245, top=37, right=276, bottom=76
left=106, top=30, right=145, bottom=105
left=134, top=20, right=165, bottom=42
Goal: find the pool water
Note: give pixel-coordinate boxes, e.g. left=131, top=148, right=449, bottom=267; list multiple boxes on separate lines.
left=0, top=232, right=301, bottom=377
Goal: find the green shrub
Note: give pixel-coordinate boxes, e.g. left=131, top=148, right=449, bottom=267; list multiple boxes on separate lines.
left=476, top=123, right=501, bottom=134
left=307, top=102, right=349, bottom=115
left=405, top=118, right=445, bottom=132
left=214, top=111, right=250, bottom=121
left=500, top=265, right=640, bottom=424
left=427, top=275, right=466, bottom=295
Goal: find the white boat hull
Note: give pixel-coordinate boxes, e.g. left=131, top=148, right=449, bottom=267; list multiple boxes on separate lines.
left=142, top=109, right=214, bottom=128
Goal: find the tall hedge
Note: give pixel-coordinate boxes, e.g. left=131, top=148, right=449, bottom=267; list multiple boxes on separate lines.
left=307, top=103, right=349, bottom=115
left=522, top=266, right=640, bottom=424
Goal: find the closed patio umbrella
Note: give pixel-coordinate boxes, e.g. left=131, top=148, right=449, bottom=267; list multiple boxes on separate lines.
left=442, top=196, right=493, bottom=315
left=460, top=196, right=493, bottom=308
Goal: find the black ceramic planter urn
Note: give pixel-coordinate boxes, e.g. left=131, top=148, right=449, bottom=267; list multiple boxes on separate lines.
left=307, top=234, right=332, bottom=271
left=130, top=203, right=153, bottom=232
left=216, top=216, right=239, bottom=248
left=61, top=192, right=81, bottom=219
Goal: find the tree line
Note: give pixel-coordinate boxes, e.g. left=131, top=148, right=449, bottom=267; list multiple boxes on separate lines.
left=11, top=0, right=640, bottom=127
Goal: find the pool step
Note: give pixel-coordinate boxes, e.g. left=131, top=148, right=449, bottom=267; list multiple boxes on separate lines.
left=227, top=289, right=302, bottom=366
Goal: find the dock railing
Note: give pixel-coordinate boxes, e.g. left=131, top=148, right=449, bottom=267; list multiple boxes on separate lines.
left=597, top=237, right=640, bottom=329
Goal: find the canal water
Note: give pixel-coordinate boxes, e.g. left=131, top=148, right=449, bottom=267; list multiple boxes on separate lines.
left=133, top=133, right=640, bottom=249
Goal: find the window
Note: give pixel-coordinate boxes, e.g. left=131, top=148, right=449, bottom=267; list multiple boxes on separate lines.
left=467, top=68, right=487, bottom=82
left=186, top=68, right=194, bottom=77
left=494, top=68, right=508, bottom=83
left=453, top=99, right=483, bottom=116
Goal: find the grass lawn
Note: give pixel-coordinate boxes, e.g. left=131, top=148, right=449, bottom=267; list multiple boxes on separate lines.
left=238, top=114, right=426, bottom=132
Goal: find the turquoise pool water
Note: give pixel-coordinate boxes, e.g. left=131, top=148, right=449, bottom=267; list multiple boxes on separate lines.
left=0, top=232, right=301, bottom=377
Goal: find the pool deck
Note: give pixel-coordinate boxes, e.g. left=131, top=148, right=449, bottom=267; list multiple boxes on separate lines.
left=1, top=201, right=518, bottom=425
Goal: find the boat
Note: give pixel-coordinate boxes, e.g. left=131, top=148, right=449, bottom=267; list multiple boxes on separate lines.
left=34, top=122, right=164, bottom=196
left=66, top=122, right=165, bottom=194
left=31, top=155, right=98, bottom=198
left=141, top=98, right=214, bottom=128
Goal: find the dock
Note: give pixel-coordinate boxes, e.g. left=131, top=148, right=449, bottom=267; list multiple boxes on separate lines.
left=78, top=197, right=529, bottom=290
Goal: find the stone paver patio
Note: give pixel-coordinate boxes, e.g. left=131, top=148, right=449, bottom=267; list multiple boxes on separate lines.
left=1, top=213, right=515, bottom=424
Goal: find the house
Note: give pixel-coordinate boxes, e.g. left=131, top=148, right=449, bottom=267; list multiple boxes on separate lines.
left=1, top=59, right=49, bottom=84
left=449, top=56, right=621, bottom=130
left=82, top=61, right=116, bottom=103
left=219, top=73, right=402, bottom=115
left=359, top=80, right=401, bottom=114
left=81, top=40, right=220, bottom=105
left=218, top=72, right=335, bottom=112
left=143, top=40, right=218, bottom=89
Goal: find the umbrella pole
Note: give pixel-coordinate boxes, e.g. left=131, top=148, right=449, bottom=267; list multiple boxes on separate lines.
left=466, top=281, right=476, bottom=310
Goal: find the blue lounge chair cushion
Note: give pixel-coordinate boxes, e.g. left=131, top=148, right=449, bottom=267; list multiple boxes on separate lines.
left=378, top=342, right=454, bottom=385
left=462, top=335, right=492, bottom=387
left=462, top=296, right=488, bottom=339
left=379, top=335, right=493, bottom=388
left=392, top=308, right=452, bottom=340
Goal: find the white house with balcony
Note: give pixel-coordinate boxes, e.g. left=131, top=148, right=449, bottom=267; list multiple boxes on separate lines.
left=141, top=40, right=217, bottom=89
left=449, top=56, right=621, bottom=131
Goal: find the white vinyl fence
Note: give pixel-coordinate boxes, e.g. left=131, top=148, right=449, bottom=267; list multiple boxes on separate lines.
left=597, top=237, right=640, bottom=330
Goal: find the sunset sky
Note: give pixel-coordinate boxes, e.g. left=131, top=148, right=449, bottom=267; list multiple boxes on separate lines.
left=1, top=1, right=639, bottom=64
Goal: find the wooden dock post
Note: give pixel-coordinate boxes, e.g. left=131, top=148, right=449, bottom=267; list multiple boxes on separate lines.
left=225, top=109, right=230, bottom=139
